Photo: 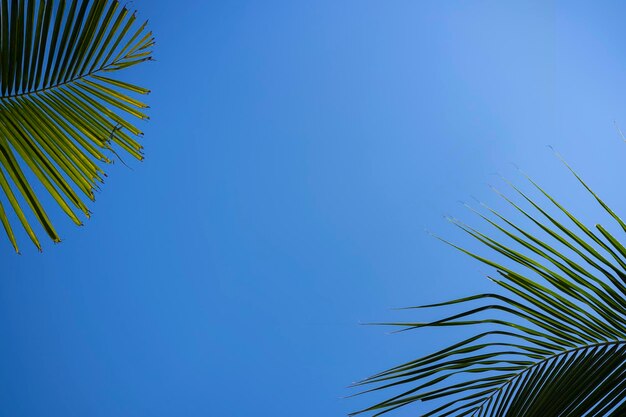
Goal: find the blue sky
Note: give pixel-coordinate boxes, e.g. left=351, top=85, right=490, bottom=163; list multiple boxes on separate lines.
left=3, top=0, right=626, bottom=416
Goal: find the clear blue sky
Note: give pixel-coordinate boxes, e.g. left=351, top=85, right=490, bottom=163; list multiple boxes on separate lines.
left=3, top=1, right=626, bottom=416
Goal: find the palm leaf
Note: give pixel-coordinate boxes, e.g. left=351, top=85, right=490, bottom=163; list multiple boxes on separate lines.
left=352, top=157, right=626, bottom=416
left=0, top=0, right=153, bottom=252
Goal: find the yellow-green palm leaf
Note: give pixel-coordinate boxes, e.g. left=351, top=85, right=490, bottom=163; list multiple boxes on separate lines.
left=0, top=0, right=153, bottom=252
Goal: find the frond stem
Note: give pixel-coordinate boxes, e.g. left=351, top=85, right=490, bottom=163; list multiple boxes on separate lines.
left=470, top=339, right=626, bottom=416
left=0, top=57, right=135, bottom=101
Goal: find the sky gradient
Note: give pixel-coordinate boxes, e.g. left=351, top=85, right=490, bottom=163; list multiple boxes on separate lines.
left=3, top=1, right=626, bottom=416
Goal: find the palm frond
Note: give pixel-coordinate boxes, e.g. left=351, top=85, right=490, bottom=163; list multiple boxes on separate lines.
left=352, top=159, right=626, bottom=416
left=0, top=0, right=153, bottom=252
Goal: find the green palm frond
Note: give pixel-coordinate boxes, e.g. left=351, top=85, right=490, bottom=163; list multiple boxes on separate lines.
left=352, top=157, right=626, bottom=416
left=0, top=0, right=153, bottom=252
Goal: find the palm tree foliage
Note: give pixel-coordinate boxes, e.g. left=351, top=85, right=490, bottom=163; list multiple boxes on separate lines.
left=0, top=0, right=153, bottom=252
left=353, top=158, right=626, bottom=416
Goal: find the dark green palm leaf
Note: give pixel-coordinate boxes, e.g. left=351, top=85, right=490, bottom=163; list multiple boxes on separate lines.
left=352, top=157, right=626, bottom=416
left=0, top=0, right=153, bottom=252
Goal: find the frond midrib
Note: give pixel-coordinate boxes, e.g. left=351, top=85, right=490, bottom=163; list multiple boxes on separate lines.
left=0, top=60, right=121, bottom=102
left=469, top=338, right=626, bottom=416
